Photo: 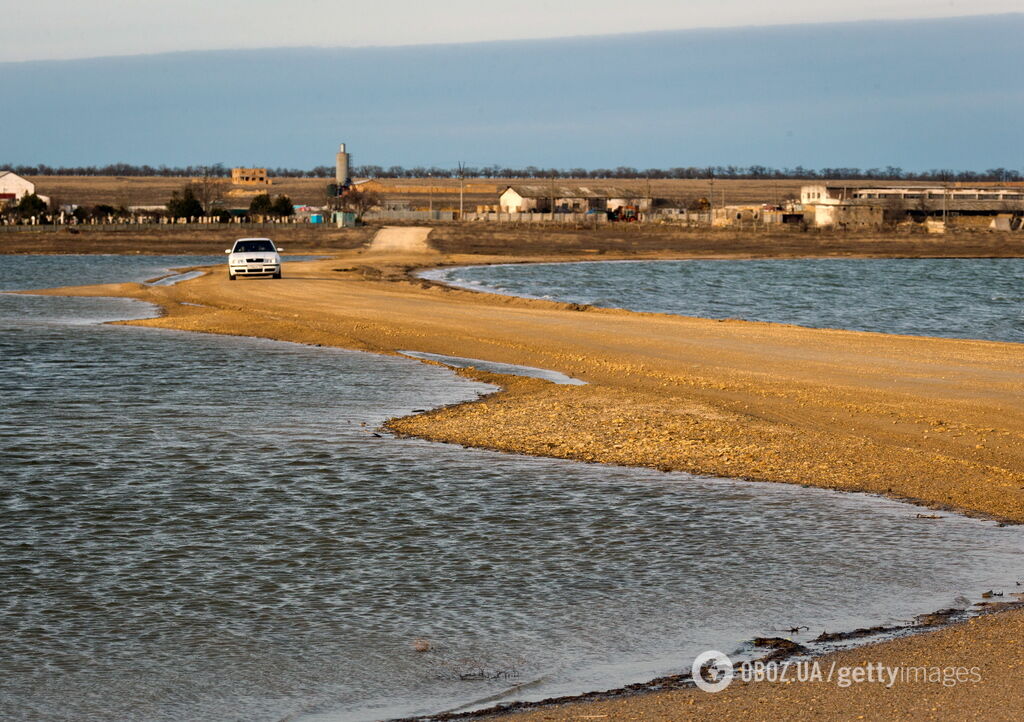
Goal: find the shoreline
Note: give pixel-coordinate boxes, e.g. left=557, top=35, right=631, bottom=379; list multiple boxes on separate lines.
left=29, top=245, right=1024, bottom=719
left=401, top=599, right=1024, bottom=722
left=415, top=257, right=1024, bottom=352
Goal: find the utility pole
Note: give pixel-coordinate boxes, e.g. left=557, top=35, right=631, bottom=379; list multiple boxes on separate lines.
left=458, top=161, right=465, bottom=219
left=550, top=171, right=556, bottom=218
left=709, top=170, right=715, bottom=227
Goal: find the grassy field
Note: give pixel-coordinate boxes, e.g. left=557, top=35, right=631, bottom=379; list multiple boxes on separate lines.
left=0, top=224, right=375, bottom=255
left=26, top=175, right=913, bottom=209
left=27, top=176, right=336, bottom=208
left=2, top=220, right=1020, bottom=258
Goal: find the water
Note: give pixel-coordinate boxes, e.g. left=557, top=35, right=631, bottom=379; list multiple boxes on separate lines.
left=3, top=256, right=1024, bottom=721
left=1, top=254, right=230, bottom=290
left=423, top=258, right=1024, bottom=343
left=397, top=350, right=586, bottom=385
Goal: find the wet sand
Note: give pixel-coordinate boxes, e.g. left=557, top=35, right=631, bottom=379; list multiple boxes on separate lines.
left=474, top=606, right=1024, bottom=721
left=31, top=239, right=1024, bottom=719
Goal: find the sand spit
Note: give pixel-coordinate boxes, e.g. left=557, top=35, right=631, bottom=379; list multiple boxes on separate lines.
left=366, top=226, right=439, bottom=255
left=33, top=242, right=1024, bottom=719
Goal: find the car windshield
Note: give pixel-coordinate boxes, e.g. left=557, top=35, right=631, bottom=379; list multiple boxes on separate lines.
left=233, top=240, right=275, bottom=253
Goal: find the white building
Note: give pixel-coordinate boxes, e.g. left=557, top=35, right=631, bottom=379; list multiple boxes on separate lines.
left=0, top=171, right=35, bottom=205
left=799, top=184, right=848, bottom=206
left=848, top=186, right=1024, bottom=203
left=499, top=185, right=652, bottom=214
left=801, top=183, right=1024, bottom=227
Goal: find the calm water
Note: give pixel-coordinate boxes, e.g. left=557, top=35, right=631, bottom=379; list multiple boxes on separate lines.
left=3, top=256, right=1024, bottom=721
left=423, top=258, right=1024, bottom=343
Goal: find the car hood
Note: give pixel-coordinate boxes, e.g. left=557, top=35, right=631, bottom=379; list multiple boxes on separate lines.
left=229, top=252, right=280, bottom=261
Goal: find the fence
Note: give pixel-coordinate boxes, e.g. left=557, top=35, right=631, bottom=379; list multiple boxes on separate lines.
left=463, top=211, right=608, bottom=223
left=363, top=210, right=456, bottom=222
left=0, top=221, right=334, bottom=233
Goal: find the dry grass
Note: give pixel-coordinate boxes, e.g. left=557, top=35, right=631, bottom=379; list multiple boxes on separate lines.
left=28, top=176, right=335, bottom=208
left=28, top=175, right=907, bottom=209
left=0, top=225, right=375, bottom=255
left=427, top=223, right=1024, bottom=258
left=2, top=221, right=1020, bottom=258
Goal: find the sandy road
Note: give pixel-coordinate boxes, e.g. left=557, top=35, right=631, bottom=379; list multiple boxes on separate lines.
left=45, top=251, right=1024, bottom=523
left=364, top=226, right=436, bottom=254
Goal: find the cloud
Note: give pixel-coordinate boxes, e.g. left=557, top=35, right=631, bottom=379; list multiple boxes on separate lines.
left=2, top=15, right=1021, bottom=170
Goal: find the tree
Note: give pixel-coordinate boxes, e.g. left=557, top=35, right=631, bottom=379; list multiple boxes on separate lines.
left=166, top=185, right=204, bottom=218
left=249, top=193, right=273, bottom=216
left=16, top=193, right=48, bottom=218
left=324, top=183, right=341, bottom=209
left=192, top=169, right=226, bottom=214
left=338, top=188, right=380, bottom=220
left=270, top=194, right=294, bottom=217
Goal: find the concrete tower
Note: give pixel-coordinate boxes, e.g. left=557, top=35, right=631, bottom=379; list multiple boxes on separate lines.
left=335, top=143, right=351, bottom=188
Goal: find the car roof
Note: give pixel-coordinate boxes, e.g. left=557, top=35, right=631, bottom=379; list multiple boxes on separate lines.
left=234, top=237, right=274, bottom=243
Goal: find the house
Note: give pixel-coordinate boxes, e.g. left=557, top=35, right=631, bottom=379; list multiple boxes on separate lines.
left=800, top=185, right=885, bottom=227
left=499, top=185, right=653, bottom=214
left=231, top=167, right=270, bottom=185
left=0, top=170, right=35, bottom=206
left=799, top=185, right=851, bottom=205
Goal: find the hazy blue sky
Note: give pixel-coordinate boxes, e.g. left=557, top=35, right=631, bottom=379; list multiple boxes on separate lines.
left=2, top=0, right=1018, bottom=61
left=2, top=14, right=1021, bottom=171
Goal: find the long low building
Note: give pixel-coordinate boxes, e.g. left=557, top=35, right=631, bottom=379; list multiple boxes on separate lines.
left=800, top=184, right=1024, bottom=227
left=803, top=184, right=1024, bottom=211
left=500, top=185, right=653, bottom=214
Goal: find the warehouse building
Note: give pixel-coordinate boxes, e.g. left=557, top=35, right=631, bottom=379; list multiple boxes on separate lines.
left=800, top=184, right=1024, bottom=227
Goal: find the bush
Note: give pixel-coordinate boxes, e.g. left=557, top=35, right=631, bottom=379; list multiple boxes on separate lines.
left=166, top=185, right=204, bottom=218
left=16, top=193, right=48, bottom=217
left=249, top=193, right=273, bottom=216
left=270, top=194, right=295, bottom=217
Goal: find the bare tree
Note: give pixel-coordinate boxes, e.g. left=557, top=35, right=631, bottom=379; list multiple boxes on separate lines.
left=192, top=168, right=226, bottom=214
left=339, top=188, right=381, bottom=221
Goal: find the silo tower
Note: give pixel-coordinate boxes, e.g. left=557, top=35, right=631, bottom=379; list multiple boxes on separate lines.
left=336, top=143, right=351, bottom=189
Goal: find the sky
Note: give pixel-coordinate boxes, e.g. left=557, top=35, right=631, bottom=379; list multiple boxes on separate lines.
left=1, top=0, right=1020, bottom=62
left=2, top=12, right=1021, bottom=171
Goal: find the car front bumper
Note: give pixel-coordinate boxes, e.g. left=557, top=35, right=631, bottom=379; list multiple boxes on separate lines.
left=231, top=264, right=279, bottom=276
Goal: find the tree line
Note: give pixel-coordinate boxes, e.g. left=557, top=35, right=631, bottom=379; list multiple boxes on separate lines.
left=3, top=162, right=1023, bottom=183
left=166, top=186, right=295, bottom=219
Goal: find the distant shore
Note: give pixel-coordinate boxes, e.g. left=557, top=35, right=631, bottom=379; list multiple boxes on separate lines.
left=2, top=223, right=1024, bottom=260
left=33, top=241, right=1024, bottom=720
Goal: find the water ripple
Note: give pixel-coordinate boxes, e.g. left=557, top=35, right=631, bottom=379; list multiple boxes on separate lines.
left=2, top=256, right=1024, bottom=721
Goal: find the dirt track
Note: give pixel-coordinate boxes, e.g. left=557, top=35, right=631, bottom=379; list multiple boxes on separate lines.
left=365, top=226, right=436, bottom=254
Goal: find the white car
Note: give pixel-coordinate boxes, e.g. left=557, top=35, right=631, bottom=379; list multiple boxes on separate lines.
left=225, top=238, right=283, bottom=280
